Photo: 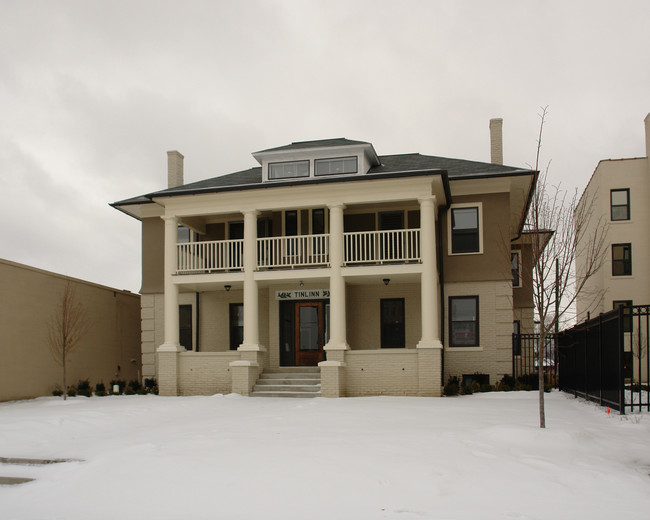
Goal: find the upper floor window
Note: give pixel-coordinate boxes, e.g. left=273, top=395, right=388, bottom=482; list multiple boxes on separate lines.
left=610, top=189, right=630, bottom=221
left=612, top=243, right=632, bottom=276
left=315, top=156, right=357, bottom=176
left=450, top=205, right=481, bottom=254
left=269, top=160, right=309, bottom=180
left=178, top=226, right=192, bottom=243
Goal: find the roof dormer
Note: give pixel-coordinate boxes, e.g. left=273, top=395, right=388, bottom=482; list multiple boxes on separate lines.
left=252, top=138, right=381, bottom=182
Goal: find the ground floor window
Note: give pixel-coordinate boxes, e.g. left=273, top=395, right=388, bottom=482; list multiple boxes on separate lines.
left=449, top=296, right=479, bottom=347
left=179, top=305, right=193, bottom=350
left=229, top=303, right=243, bottom=350
left=381, top=298, right=405, bottom=348
left=613, top=300, right=633, bottom=332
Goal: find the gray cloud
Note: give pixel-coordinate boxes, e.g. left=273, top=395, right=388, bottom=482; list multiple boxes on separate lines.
left=1, top=0, right=648, bottom=291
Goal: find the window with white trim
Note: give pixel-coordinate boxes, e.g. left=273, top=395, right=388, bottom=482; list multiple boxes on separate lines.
left=449, top=203, right=482, bottom=254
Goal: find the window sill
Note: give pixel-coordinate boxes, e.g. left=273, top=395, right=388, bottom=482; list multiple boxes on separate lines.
left=449, top=251, right=483, bottom=256
left=446, top=346, right=483, bottom=352
left=610, top=275, right=634, bottom=279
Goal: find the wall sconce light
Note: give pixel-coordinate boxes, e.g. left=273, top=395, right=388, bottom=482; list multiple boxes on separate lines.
left=383, top=278, right=390, bottom=286
left=299, top=280, right=304, bottom=287
left=224, top=285, right=232, bottom=292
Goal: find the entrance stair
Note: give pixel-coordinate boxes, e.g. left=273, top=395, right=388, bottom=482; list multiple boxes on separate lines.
left=251, top=367, right=321, bottom=398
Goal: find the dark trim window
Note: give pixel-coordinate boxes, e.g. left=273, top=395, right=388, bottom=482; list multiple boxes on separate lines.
left=613, top=300, right=633, bottom=333
left=315, top=156, right=357, bottom=176
left=380, top=298, right=405, bottom=348
left=612, top=243, right=632, bottom=276
left=451, top=206, right=480, bottom=253
left=269, top=160, right=309, bottom=180
left=450, top=296, right=479, bottom=347
left=511, top=251, right=521, bottom=287
left=229, top=303, right=244, bottom=351
left=179, top=305, right=193, bottom=350
left=610, top=189, right=630, bottom=221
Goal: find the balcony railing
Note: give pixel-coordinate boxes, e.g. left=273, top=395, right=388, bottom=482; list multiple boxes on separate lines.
left=174, top=229, right=421, bottom=274
left=257, top=234, right=329, bottom=269
left=177, top=239, right=244, bottom=273
left=344, top=229, right=421, bottom=264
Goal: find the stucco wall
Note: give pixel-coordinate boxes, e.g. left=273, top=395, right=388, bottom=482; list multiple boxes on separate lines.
left=0, top=259, right=141, bottom=401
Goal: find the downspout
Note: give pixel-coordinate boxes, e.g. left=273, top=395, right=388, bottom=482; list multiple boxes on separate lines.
left=438, top=208, right=446, bottom=387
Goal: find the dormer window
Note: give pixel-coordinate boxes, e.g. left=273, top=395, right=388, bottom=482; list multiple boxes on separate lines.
left=269, top=160, right=309, bottom=180
left=315, top=156, right=358, bottom=176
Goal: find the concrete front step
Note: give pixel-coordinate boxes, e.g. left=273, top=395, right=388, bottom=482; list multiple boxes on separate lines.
left=253, top=384, right=321, bottom=392
left=250, top=391, right=321, bottom=398
left=263, top=367, right=320, bottom=373
left=260, top=372, right=320, bottom=381
left=252, top=367, right=321, bottom=398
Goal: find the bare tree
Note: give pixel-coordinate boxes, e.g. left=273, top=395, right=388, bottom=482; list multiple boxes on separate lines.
left=48, top=280, right=90, bottom=399
left=526, top=106, right=607, bottom=428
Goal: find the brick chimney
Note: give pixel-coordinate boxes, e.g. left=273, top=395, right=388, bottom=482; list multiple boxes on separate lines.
left=167, top=150, right=184, bottom=188
left=489, top=118, right=503, bottom=165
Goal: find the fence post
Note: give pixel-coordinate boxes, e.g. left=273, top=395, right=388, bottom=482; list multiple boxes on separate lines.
left=618, top=305, right=626, bottom=415
left=598, top=313, right=603, bottom=406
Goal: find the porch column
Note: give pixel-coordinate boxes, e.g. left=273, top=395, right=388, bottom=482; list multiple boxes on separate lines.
left=417, top=195, right=442, bottom=349
left=417, top=195, right=442, bottom=396
left=324, top=203, right=349, bottom=354
left=158, top=215, right=181, bottom=396
left=239, top=209, right=263, bottom=353
left=159, top=215, right=180, bottom=351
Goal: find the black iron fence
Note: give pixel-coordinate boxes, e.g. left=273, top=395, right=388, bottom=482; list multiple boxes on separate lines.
left=512, top=333, right=558, bottom=387
left=557, top=305, right=650, bottom=414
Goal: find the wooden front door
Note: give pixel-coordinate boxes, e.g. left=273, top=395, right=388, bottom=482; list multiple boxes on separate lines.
left=295, top=302, right=324, bottom=366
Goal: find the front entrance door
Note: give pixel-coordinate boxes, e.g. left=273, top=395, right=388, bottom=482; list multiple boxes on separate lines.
left=295, top=302, right=324, bottom=366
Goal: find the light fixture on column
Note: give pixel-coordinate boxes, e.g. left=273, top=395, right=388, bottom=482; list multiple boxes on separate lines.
left=299, top=280, right=304, bottom=287
left=383, top=278, right=390, bottom=286
left=224, top=285, right=231, bottom=292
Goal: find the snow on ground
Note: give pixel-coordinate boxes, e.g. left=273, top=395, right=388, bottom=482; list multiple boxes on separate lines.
left=1, top=391, right=649, bottom=520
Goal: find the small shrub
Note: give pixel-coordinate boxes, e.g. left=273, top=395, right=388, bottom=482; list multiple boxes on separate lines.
left=495, top=382, right=511, bottom=392
left=95, top=382, right=106, bottom=397
left=124, top=386, right=135, bottom=395
left=127, top=380, right=142, bottom=393
left=67, top=386, right=77, bottom=397
left=77, top=379, right=92, bottom=397
left=500, top=375, right=516, bottom=388
left=460, top=384, right=474, bottom=395
left=52, top=386, right=63, bottom=397
left=444, top=376, right=460, bottom=396
left=144, top=378, right=159, bottom=395
left=479, top=384, right=494, bottom=393
left=516, top=374, right=539, bottom=390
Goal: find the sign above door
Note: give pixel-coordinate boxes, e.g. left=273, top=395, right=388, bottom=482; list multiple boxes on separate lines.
left=276, top=289, right=330, bottom=300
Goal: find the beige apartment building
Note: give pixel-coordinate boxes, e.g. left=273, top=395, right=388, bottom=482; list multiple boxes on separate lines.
left=576, top=113, right=650, bottom=322
left=112, top=122, right=537, bottom=397
left=0, top=259, right=141, bottom=401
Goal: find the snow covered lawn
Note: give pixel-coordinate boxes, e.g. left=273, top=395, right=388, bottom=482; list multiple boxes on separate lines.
left=1, top=391, right=649, bottom=520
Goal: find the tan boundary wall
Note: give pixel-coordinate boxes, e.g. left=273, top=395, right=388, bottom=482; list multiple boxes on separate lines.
left=0, top=259, right=141, bottom=401
left=178, top=352, right=240, bottom=395
left=344, top=350, right=419, bottom=396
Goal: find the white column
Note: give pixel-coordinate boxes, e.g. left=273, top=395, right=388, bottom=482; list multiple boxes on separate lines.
left=159, top=215, right=180, bottom=351
left=417, top=196, right=442, bottom=349
left=325, top=203, right=349, bottom=351
left=240, top=209, right=262, bottom=351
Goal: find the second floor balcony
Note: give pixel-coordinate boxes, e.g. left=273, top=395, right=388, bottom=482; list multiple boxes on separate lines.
left=176, top=228, right=421, bottom=274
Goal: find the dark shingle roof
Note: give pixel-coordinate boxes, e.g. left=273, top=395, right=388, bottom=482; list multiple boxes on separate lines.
left=255, top=138, right=371, bottom=153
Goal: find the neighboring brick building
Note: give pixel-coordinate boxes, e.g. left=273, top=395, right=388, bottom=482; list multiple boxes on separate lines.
left=112, top=121, right=537, bottom=397
left=576, top=113, right=650, bottom=321
left=0, top=259, right=141, bottom=401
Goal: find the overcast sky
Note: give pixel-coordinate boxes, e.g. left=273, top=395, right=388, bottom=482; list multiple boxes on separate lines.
left=1, top=0, right=648, bottom=293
